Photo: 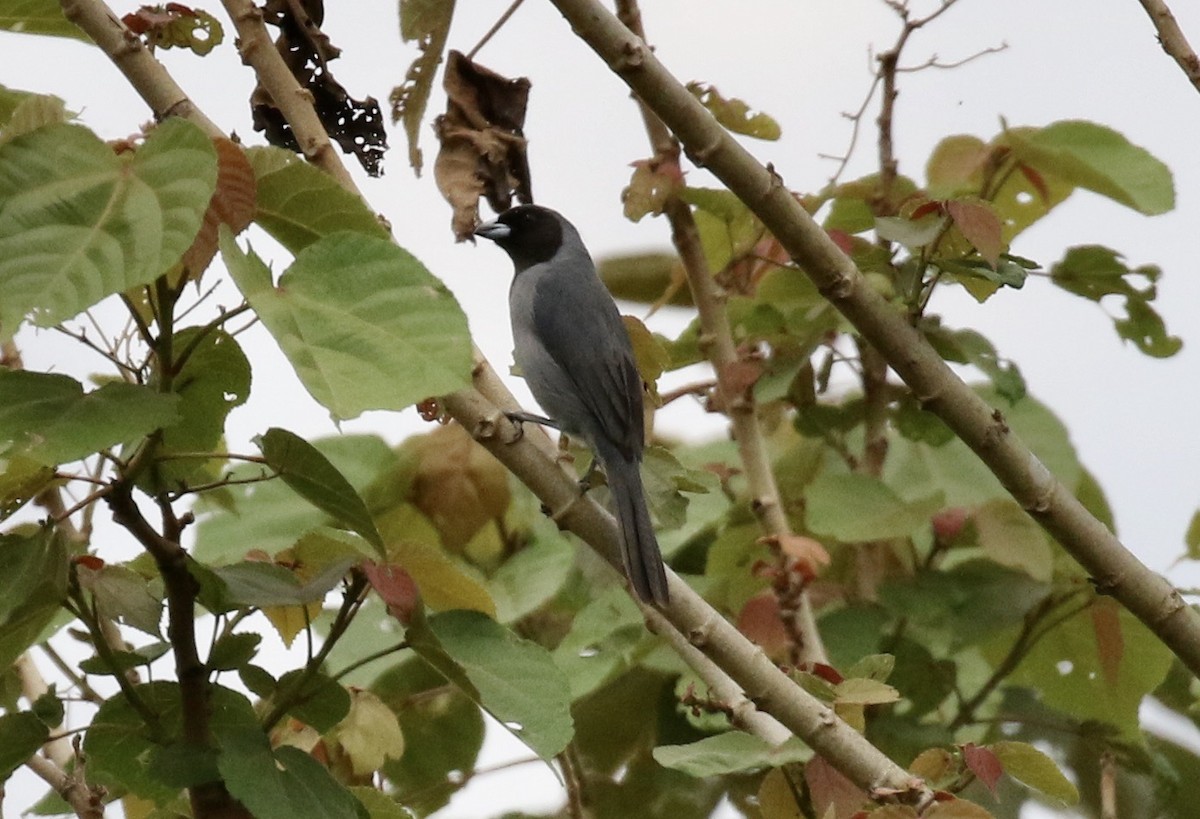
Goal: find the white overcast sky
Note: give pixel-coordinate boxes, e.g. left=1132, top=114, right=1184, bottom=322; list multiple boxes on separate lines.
left=4, top=1, right=1200, bottom=816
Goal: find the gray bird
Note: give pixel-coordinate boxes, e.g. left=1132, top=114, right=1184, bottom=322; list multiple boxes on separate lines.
left=475, top=204, right=669, bottom=606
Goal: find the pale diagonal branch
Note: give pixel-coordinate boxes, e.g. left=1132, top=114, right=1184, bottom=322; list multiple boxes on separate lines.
left=1135, top=0, right=1200, bottom=94
left=546, top=0, right=1200, bottom=680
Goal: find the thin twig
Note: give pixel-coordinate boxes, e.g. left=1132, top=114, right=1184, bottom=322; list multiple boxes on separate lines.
left=466, top=0, right=526, bottom=60
left=1134, top=0, right=1200, bottom=94
left=895, top=42, right=1008, bottom=72
left=25, top=754, right=105, bottom=819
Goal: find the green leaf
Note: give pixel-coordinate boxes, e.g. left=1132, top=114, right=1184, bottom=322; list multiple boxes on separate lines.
left=409, top=609, right=573, bottom=760
left=0, top=84, right=34, bottom=126
left=374, top=658, right=484, bottom=815
left=221, top=230, right=472, bottom=419
left=653, top=732, right=809, bottom=777
left=881, top=561, right=1048, bottom=652
left=350, top=786, right=416, bottom=819
left=375, top=502, right=496, bottom=616
left=76, top=563, right=163, bottom=637
left=32, top=688, right=64, bottom=727
left=0, top=712, right=49, bottom=779
left=488, top=537, right=574, bottom=623
left=0, top=119, right=217, bottom=335
left=875, top=213, right=945, bottom=247
left=246, top=146, right=389, bottom=253
left=991, top=740, right=1079, bottom=805
left=892, top=394, right=955, bottom=446
left=1006, top=120, right=1174, bottom=215
left=885, top=386, right=1079, bottom=510
left=679, top=187, right=763, bottom=272
left=0, top=528, right=67, bottom=670
left=0, top=453, right=55, bottom=519
left=0, top=371, right=179, bottom=466
left=805, top=471, right=943, bottom=542
left=973, top=498, right=1053, bottom=581
left=686, top=82, right=781, bottom=140
left=921, top=321, right=1025, bottom=402
left=143, top=328, right=250, bottom=490
left=274, top=670, right=351, bottom=732
left=194, top=434, right=396, bottom=562
left=834, top=677, right=900, bottom=705
left=1001, top=603, right=1172, bottom=740
left=216, top=726, right=366, bottom=819
left=552, top=587, right=648, bottom=700
left=208, top=632, right=262, bottom=671
left=597, top=252, right=690, bottom=307
left=639, top=445, right=715, bottom=531
left=209, top=558, right=356, bottom=608
left=1187, top=509, right=1200, bottom=560
left=1049, top=245, right=1181, bottom=358
left=0, top=92, right=70, bottom=145
left=0, top=0, right=91, bottom=40
left=78, top=643, right=171, bottom=676
left=86, top=682, right=260, bottom=803
left=925, top=134, right=989, bottom=198
left=257, top=427, right=384, bottom=553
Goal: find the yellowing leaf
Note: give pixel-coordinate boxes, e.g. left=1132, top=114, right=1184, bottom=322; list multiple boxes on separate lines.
left=378, top=504, right=495, bottom=616
left=926, top=134, right=989, bottom=197
left=991, top=740, right=1079, bottom=805
left=330, top=689, right=405, bottom=777
left=973, top=498, right=1052, bottom=582
left=687, top=82, right=781, bottom=140
left=405, top=424, right=510, bottom=552
left=262, top=602, right=321, bottom=647
left=757, top=768, right=804, bottom=819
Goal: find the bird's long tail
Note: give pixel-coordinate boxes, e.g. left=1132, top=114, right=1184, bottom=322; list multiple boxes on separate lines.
left=602, top=452, right=669, bottom=606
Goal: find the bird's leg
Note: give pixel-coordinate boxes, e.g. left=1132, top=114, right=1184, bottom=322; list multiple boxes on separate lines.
left=578, top=457, right=602, bottom=495
left=504, top=410, right=561, bottom=435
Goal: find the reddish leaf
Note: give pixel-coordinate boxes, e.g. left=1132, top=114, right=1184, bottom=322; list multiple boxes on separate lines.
left=932, top=507, right=970, bottom=542
left=809, top=662, right=844, bottom=685
left=805, top=755, right=868, bottom=819
left=181, top=137, right=257, bottom=281
left=827, top=228, right=855, bottom=254
left=961, top=743, right=1003, bottom=797
left=762, top=532, right=830, bottom=580
left=74, top=555, right=105, bottom=570
left=1018, top=163, right=1050, bottom=202
left=946, top=199, right=1003, bottom=267
left=735, top=592, right=792, bottom=660
left=910, top=200, right=945, bottom=221
left=1090, top=597, right=1124, bottom=688
left=363, top=561, right=420, bottom=624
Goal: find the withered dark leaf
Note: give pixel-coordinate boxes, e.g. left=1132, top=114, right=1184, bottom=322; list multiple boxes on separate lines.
left=433, top=50, right=532, bottom=240
left=251, top=0, right=388, bottom=177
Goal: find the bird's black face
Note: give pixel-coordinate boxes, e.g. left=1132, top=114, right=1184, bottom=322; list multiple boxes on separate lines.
left=475, top=204, right=564, bottom=272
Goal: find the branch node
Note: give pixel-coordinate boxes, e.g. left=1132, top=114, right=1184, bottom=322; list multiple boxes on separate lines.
left=817, top=271, right=857, bottom=302
left=614, top=39, right=648, bottom=71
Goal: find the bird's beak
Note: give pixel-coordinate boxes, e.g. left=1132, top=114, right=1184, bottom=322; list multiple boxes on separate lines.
left=474, top=219, right=511, bottom=241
